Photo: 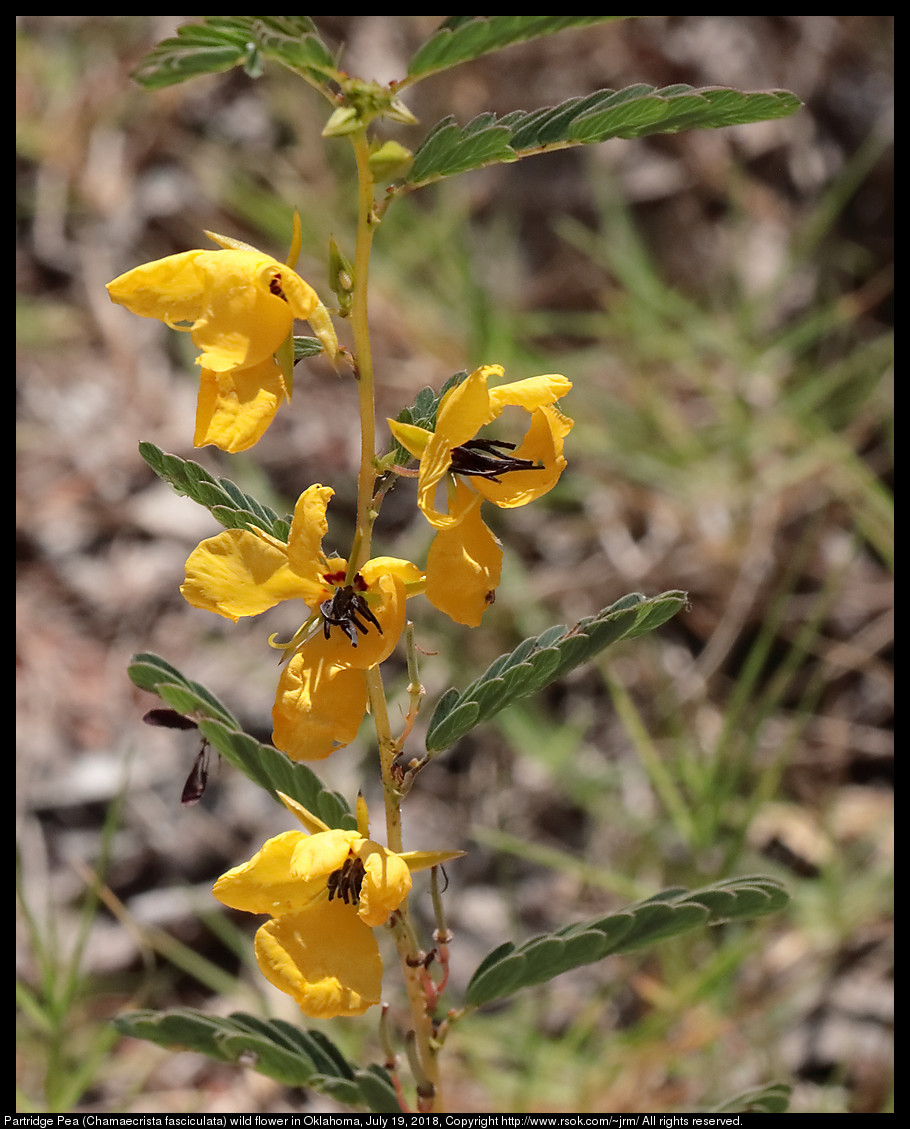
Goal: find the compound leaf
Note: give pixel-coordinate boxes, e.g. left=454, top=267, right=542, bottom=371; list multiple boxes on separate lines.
left=113, top=1010, right=398, bottom=1111
left=132, top=17, right=336, bottom=90
left=402, top=86, right=801, bottom=191
left=407, top=16, right=628, bottom=80
left=127, top=653, right=354, bottom=829
left=465, top=876, right=788, bottom=1007
left=425, top=590, right=688, bottom=752
left=139, top=442, right=291, bottom=542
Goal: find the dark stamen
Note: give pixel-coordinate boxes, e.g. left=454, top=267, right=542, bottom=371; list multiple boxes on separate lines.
left=326, top=856, right=366, bottom=905
left=269, top=274, right=287, bottom=301
left=449, top=438, right=544, bottom=482
left=320, top=578, right=383, bottom=647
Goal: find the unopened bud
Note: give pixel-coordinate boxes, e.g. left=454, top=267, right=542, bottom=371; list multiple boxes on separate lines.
left=328, top=237, right=355, bottom=314
left=369, top=140, right=414, bottom=183
left=322, top=105, right=362, bottom=138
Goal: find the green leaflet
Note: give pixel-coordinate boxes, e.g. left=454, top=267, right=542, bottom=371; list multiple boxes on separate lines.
left=131, top=17, right=337, bottom=90
left=113, top=1010, right=399, bottom=1112
left=425, top=591, right=688, bottom=752
left=129, top=651, right=237, bottom=727
left=403, top=86, right=802, bottom=190
left=139, top=442, right=292, bottom=542
left=465, top=876, right=789, bottom=1007
left=128, top=653, right=355, bottom=830
left=407, top=16, right=629, bottom=80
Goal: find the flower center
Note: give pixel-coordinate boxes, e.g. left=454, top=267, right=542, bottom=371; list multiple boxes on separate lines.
left=269, top=273, right=288, bottom=301
left=449, top=438, right=544, bottom=482
left=319, top=571, right=382, bottom=647
left=326, top=855, right=366, bottom=905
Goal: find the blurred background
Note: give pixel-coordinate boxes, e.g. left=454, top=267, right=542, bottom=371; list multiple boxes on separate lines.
left=16, top=16, right=893, bottom=1115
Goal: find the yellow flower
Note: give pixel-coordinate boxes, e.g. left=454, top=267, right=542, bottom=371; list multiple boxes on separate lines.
left=106, top=231, right=338, bottom=453
left=388, top=364, right=572, bottom=626
left=213, top=794, right=463, bottom=1019
left=181, top=484, right=423, bottom=759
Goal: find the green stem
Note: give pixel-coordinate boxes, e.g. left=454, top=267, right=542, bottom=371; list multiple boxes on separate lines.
left=347, top=130, right=379, bottom=577
left=345, top=133, right=444, bottom=1111
left=363, top=665, right=402, bottom=852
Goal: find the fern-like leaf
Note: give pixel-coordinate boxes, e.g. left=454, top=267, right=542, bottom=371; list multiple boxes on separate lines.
left=465, top=876, right=789, bottom=1007
left=425, top=591, right=688, bottom=752
left=407, top=16, right=628, bottom=80
left=139, top=442, right=291, bottom=542
left=402, top=85, right=802, bottom=191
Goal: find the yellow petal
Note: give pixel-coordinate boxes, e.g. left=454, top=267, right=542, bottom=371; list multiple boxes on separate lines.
left=357, top=842, right=413, bottom=927
left=190, top=251, right=298, bottom=372
left=387, top=419, right=432, bottom=460
left=472, top=404, right=573, bottom=509
left=289, top=828, right=358, bottom=882
left=203, top=231, right=329, bottom=347
left=107, top=246, right=323, bottom=375
left=436, top=365, right=504, bottom=447
left=284, top=484, right=335, bottom=584
left=272, top=652, right=368, bottom=761
left=425, top=487, right=502, bottom=627
left=487, top=373, right=572, bottom=413
left=181, top=529, right=307, bottom=622
left=415, top=368, right=500, bottom=526
left=194, top=358, right=288, bottom=453
left=360, top=556, right=425, bottom=590
left=254, top=902, right=383, bottom=1018
left=347, top=570, right=407, bottom=669
left=107, top=250, right=212, bottom=325
left=212, top=830, right=324, bottom=915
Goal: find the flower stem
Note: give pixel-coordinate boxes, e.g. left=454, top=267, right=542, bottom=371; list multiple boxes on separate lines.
left=347, top=130, right=379, bottom=578
left=347, top=128, right=444, bottom=1114
left=364, top=665, right=402, bottom=851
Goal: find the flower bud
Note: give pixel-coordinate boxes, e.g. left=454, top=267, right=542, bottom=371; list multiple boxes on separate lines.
left=369, top=140, right=414, bottom=183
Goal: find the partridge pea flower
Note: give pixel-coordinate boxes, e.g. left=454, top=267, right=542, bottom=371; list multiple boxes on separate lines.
left=388, top=364, right=572, bottom=626
left=106, top=231, right=338, bottom=453
left=213, top=794, right=463, bottom=1018
left=180, top=484, right=423, bottom=760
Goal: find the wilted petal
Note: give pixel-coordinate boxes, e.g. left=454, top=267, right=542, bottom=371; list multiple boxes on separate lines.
left=254, top=901, right=383, bottom=1018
